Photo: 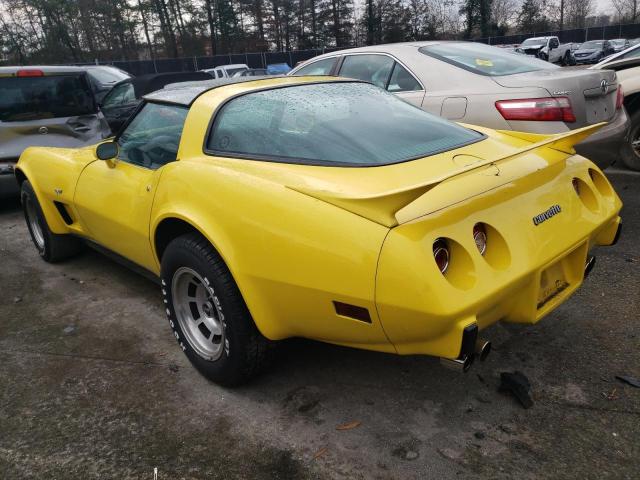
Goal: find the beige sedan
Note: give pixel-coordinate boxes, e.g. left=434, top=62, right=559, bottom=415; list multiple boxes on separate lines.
left=290, top=41, right=629, bottom=169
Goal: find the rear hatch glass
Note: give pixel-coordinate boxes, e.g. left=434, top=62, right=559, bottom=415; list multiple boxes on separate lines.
left=0, top=74, right=96, bottom=122
left=419, top=43, right=557, bottom=76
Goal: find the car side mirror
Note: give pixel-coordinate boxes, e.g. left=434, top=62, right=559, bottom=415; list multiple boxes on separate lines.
left=96, top=140, right=118, bottom=160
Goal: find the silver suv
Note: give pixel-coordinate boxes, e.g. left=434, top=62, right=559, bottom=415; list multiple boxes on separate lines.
left=0, top=66, right=110, bottom=197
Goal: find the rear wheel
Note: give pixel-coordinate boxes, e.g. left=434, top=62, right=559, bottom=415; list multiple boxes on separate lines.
left=621, top=109, right=640, bottom=171
left=21, top=181, right=82, bottom=262
left=160, top=232, right=274, bottom=386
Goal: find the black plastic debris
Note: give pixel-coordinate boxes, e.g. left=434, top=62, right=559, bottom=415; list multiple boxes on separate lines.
left=615, top=375, right=640, bottom=388
left=499, top=371, right=534, bottom=408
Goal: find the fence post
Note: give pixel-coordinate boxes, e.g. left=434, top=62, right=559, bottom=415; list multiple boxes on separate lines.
left=153, top=58, right=158, bottom=73
left=193, top=56, right=197, bottom=71
left=288, top=51, right=293, bottom=66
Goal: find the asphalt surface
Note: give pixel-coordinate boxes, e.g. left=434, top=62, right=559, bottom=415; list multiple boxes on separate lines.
left=0, top=169, right=638, bottom=479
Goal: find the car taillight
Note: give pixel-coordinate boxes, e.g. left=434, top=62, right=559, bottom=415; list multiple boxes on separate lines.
left=495, top=97, right=576, bottom=123
left=17, top=69, right=44, bottom=77
left=473, top=224, right=487, bottom=255
left=572, top=178, right=581, bottom=195
left=616, top=85, right=624, bottom=109
left=433, top=239, right=450, bottom=275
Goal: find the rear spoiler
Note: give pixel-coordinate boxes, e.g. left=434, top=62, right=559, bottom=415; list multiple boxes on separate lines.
left=289, top=123, right=605, bottom=228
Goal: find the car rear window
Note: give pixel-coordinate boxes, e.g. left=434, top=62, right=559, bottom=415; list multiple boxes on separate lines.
left=206, top=82, right=483, bottom=166
left=0, top=74, right=96, bottom=122
left=420, top=43, right=557, bottom=76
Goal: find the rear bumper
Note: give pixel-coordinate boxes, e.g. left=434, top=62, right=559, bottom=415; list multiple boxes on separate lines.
left=375, top=157, right=622, bottom=359
left=574, top=107, right=630, bottom=169
left=0, top=163, right=19, bottom=198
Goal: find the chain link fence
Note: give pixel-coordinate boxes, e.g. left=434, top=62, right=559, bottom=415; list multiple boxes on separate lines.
left=75, top=47, right=350, bottom=76
left=477, top=22, right=640, bottom=46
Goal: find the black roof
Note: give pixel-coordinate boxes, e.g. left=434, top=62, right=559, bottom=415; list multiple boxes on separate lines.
left=114, top=71, right=212, bottom=99
left=144, top=76, right=352, bottom=106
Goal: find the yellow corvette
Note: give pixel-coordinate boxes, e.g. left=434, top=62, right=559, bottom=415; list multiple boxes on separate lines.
left=15, top=76, right=622, bottom=385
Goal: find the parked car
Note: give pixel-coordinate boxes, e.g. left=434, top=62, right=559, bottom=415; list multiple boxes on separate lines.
left=610, top=38, right=630, bottom=53
left=201, top=64, right=249, bottom=79
left=266, top=63, right=291, bottom=74
left=594, top=41, right=640, bottom=66
left=289, top=41, right=628, bottom=169
left=233, top=68, right=268, bottom=77
left=591, top=56, right=640, bottom=170
left=83, top=65, right=132, bottom=103
left=573, top=40, right=616, bottom=64
left=99, top=71, right=210, bottom=133
left=15, top=76, right=622, bottom=384
left=515, top=36, right=575, bottom=65
left=0, top=66, right=110, bottom=197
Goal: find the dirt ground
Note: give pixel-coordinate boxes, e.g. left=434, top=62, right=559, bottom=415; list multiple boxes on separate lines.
left=0, top=169, right=638, bottom=480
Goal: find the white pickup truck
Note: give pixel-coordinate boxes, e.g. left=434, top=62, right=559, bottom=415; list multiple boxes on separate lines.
left=516, top=36, right=576, bottom=65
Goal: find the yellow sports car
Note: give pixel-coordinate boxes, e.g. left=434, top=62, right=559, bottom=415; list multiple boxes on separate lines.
left=15, top=76, right=622, bottom=385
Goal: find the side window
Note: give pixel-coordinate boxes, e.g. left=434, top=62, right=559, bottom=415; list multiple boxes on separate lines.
left=117, top=103, right=188, bottom=170
left=293, top=57, right=337, bottom=76
left=215, top=68, right=224, bottom=78
left=102, top=83, right=135, bottom=108
left=338, top=54, right=394, bottom=89
left=387, top=63, right=422, bottom=92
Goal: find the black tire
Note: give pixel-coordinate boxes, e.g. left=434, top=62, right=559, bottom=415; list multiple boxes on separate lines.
left=620, top=109, right=640, bottom=171
left=563, top=51, right=575, bottom=66
left=538, top=52, right=548, bottom=62
left=21, top=181, right=82, bottom=262
left=160, top=232, right=274, bottom=386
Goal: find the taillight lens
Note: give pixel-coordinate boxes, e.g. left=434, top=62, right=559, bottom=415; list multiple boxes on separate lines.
left=17, top=69, right=44, bottom=77
left=473, top=224, right=487, bottom=255
left=616, top=85, right=624, bottom=109
left=572, top=178, right=580, bottom=195
left=433, top=239, right=450, bottom=274
left=495, top=97, right=576, bottom=123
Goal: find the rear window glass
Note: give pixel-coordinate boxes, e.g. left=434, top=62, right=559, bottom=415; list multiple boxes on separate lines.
left=0, top=74, right=96, bottom=122
left=420, top=43, right=557, bottom=76
left=87, top=67, right=129, bottom=83
left=206, top=82, right=483, bottom=166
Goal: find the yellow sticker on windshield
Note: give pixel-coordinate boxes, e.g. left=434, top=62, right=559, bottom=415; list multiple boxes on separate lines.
left=475, top=59, right=494, bottom=66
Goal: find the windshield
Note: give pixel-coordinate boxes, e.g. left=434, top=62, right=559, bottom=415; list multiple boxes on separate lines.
left=611, top=40, right=625, bottom=45
left=0, top=74, right=96, bottom=122
left=581, top=41, right=604, bottom=49
left=88, top=67, right=130, bottom=84
left=420, top=43, right=556, bottom=76
left=226, top=67, right=248, bottom=76
left=207, top=82, right=483, bottom=166
left=521, top=38, right=547, bottom=47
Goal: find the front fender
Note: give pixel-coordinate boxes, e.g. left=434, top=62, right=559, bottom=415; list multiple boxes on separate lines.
left=16, top=146, right=96, bottom=234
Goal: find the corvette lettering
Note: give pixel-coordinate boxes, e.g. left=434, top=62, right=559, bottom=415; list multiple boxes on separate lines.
left=533, top=204, right=562, bottom=225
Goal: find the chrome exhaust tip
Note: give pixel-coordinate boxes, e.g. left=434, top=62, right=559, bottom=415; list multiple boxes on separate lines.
left=475, top=339, right=492, bottom=361
left=584, top=255, right=596, bottom=279
left=440, top=354, right=474, bottom=372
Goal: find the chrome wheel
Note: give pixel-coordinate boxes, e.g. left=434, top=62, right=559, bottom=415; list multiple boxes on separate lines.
left=171, top=267, right=225, bottom=361
left=25, top=196, right=45, bottom=250
left=631, top=137, right=640, bottom=158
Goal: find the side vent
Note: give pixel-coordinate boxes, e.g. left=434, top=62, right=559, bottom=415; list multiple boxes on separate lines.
left=333, top=301, right=372, bottom=323
left=53, top=201, right=74, bottom=225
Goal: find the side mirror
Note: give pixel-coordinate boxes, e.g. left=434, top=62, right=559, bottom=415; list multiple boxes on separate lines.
left=96, top=140, right=118, bottom=160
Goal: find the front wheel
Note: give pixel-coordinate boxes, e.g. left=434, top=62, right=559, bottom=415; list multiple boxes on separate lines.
left=21, top=180, right=82, bottom=262
left=563, top=51, right=576, bottom=66
left=538, top=52, right=548, bottom=61
left=160, top=232, right=274, bottom=386
left=620, top=109, right=640, bottom=171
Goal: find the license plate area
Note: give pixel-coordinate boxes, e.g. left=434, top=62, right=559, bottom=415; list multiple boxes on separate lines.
left=537, top=260, right=569, bottom=309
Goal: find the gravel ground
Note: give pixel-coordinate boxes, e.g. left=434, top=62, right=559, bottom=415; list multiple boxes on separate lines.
left=0, top=169, right=638, bottom=480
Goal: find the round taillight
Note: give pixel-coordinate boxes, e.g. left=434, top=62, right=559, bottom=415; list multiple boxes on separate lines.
left=433, top=239, right=450, bottom=274
left=473, top=223, right=487, bottom=255
left=572, top=178, right=580, bottom=195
